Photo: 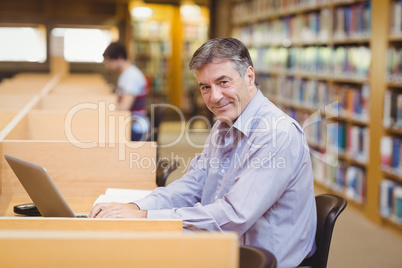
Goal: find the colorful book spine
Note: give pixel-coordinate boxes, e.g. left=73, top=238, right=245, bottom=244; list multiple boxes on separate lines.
left=381, top=136, right=394, bottom=170
left=379, top=179, right=402, bottom=224
left=394, top=187, right=402, bottom=223
left=390, top=0, right=402, bottom=35
left=345, top=165, right=366, bottom=203
left=379, top=179, right=396, bottom=218
left=381, top=136, right=402, bottom=176
left=333, top=2, right=371, bottom=40
left=383, top=90, right=402, bottom=129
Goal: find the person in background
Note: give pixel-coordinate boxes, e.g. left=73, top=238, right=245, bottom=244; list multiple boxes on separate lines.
left=91, top=38, right=317, bottom=267
left=103, top=42, right=149, bottom=141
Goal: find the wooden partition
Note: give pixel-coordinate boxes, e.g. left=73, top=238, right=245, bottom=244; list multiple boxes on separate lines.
left=0, top=231, right=238, bottom=268
left=0, top=112, right=16, bottom=132
left=0, top=141, right=157, bottom=216
left=35, top=94, right=117, bottom=110
left=0, top=94, right=36, bottom=111
left=3, top=109, right=131, bottom=141
left=50, top=84, right=112, bottom=95
left=0, top=217, right=182, bottom=232
left=0, top=74, right=54, bottom=94
left=51, top=74, right=112, bottom=95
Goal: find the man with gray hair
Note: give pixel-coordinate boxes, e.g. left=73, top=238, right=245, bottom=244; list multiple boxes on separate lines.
left=90, top=38, right=317, bottom=267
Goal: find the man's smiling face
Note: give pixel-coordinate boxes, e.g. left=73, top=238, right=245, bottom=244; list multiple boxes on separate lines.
left=195, top=60, right=257, bottom=125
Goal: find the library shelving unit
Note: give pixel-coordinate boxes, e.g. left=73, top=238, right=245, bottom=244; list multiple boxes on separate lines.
left=379, top=0, right=402, bottom=231
left=129, top=3, right=210, bottom=117
left=231, top=0, right=402, bottom=234
left=131, top=11, right=173, bottom=106
left=180, top=5, right=209, bottom=117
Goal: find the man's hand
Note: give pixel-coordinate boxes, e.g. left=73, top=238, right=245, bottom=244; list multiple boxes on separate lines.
left=89, top=202, right=147, bottom=218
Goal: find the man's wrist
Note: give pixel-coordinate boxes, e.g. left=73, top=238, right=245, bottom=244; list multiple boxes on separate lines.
left=131, top=203, right=141, bottom=210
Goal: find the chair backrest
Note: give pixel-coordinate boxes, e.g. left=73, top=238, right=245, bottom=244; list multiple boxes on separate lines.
left=148, top=105, right=166, bottom=143
left=240, top=245, right=277, bottom=268
left=299, top=194, right=347, bottom=268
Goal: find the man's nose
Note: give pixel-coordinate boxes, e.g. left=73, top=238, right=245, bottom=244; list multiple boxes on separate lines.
left=210, top=85, right=223, bottom=103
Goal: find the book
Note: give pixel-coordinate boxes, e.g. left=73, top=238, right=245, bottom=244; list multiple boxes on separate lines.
left=394, top=186, right=402, bottom=223
left=381, top=136, right=393, bottom=169
left=393, top=138, right=401, bottom=172
left=379, top=179, right=395, bottom=218
left=383, top=91, right=393, bottom=127
left=345, top=165, right=365, bottom=203
left=93, top=188, right=152, bottom=206
left=396, top=94, right=402, bottom=128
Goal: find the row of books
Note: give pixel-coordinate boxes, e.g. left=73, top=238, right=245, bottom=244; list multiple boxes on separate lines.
left=330, top=83, right=370, bottom=122
left=333, top=2, right=371, bottom=40
left=182, top=23, right=208, bottom=41
left=275, top=77, right=330, bottom=110
left=277, top=105, right=369, bottom=162
left=390, top=0, right=402, bottom=36
left=327, top=123, right=369, bottom=163
left=232, top=10, right=331, bottom=46
left=312, top=157, right=366, bottom=203
left=250, top=46, right=371, bottom=79
left=291, top=108, right=329, bottom=149
left=383, top=90, right=402, bottom=129
left=132, top=21, right=171, bottom=40
left=379, top=179, right=402, bottom=223
left=264, top=76, right=370, bottom=121
left=386, top=48, right=402, bottom=83
left=381, top=136, right=402, bottom=176
left=133, top=41, right=171, bottom=58
left=232, top=0, right=361, bottom=24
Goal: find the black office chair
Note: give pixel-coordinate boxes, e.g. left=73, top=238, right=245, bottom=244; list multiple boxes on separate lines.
left=298, top=194, right=347, bottom=268
left=240, top=245, right=277, bottom=268
left=148, top=105, right=179, bottom=186
left=155, top=159, right=179, bottom=187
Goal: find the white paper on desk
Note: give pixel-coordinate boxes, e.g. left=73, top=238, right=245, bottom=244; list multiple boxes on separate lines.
left=93, top=188, right=152, bottom=206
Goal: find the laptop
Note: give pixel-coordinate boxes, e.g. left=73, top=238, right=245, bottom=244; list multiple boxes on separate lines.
left=4, top=154, right=87, bottom=217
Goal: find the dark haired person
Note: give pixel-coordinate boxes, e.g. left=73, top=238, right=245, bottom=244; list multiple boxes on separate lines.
left=91, top=38, right=317, bottom=267
left=103, top=42, right=149, bottom=141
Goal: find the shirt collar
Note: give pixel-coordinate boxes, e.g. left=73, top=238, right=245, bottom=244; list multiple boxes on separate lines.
left=217, top=89, right=265, bottom=138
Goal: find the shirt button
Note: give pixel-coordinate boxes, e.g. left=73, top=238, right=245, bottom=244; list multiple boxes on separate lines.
left=220, top=169, right=225, bottom=173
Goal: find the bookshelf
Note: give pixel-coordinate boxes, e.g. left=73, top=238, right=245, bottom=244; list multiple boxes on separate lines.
left=379, top=0, right=402, bottom=230
left=129, top=3, right=210, bottom=117
left=130, top=6, right=173, bottom=106
left=180, top=5, right=209, bottom=117
left=231, top=0, right=402, bottom=233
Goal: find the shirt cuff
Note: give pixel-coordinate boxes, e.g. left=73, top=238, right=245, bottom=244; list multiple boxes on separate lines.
left=146, top=209, right=173, bottom=219
left=134, top=197, right=156, bottom=211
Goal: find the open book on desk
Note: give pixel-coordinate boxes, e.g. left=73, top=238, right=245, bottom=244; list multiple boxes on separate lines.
left=94, top=188, right=152, bottom=206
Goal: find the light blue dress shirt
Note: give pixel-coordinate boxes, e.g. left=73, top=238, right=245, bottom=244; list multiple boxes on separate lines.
left=135, top=90, right=317, bottom=267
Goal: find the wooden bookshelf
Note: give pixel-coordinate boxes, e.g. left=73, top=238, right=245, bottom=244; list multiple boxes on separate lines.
left=378, top=0, right=402, bottom=228
left=129, top=3, right=210, bottom=118
left=130, top=5, right=173, bottom=106
left=230, top=0, right=402, bottom=233
left=180, top=5, right=210, bottom=118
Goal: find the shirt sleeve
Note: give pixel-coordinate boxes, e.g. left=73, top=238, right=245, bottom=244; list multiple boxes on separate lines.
left=138, top=123, right=310, bottom=235
left=134, top=152, right=208, bottom=211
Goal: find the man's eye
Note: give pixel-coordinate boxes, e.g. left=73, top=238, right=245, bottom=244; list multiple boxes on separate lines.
left=220, top=81, right=229, bottom=86
left=200, top=86, right=210, bottom=92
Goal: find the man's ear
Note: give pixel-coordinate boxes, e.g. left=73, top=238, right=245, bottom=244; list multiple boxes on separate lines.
left=246, top=66, right=255, bottom=86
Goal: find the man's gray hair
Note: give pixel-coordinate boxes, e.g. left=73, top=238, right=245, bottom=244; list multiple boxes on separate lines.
left=189, top=38, right=254, bottom=80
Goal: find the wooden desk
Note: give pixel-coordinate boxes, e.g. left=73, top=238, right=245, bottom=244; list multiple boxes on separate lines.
left=0, top=141, right=157, bottom=216
left=0, top=230, right=239, bottom=268
left=0, top=217, right=182, bottom=232
left=2, top=109, right=131, bottom=141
